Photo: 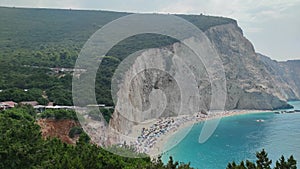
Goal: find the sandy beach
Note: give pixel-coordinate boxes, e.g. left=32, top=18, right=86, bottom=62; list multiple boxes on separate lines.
left=128, top=109, right=272, bottom=157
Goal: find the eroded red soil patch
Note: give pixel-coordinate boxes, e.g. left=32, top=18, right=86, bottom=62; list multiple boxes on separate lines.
left=37, top=119, right=80, bottom=144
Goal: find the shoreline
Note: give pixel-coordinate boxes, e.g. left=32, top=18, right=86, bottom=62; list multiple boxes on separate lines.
left=129, top=109, right=273, bottom=157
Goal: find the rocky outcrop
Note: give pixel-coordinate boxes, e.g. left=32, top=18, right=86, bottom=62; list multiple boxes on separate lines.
left=109, top=21, right=297, bottom=135
left=257, top=54, right=300, bottom=100
left=110, top=45, right=209, bottom=135
left=279, top=60, right=300, bottom=100
left=205, top=24, right=294, bottom=110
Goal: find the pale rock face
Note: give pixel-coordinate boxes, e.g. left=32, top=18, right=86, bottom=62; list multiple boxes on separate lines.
left=110, top=43, right=210, bottom=136
left=258, top=55, right=300, bottom=101
left=205, top=24, right=295, bottom=110
left=279, top=60, right=300, bottom=99
left=109, top=23, right=296, bottom=136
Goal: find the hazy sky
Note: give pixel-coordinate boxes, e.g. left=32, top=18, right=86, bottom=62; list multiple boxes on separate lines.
left=1, top=0, right=299, bottom=61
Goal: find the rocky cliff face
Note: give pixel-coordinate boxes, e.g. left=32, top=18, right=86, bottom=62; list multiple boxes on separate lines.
left=110, top=44, right=211, bottom=134
left=205, top=24, right=295, bottom=110
left=109, top=22, right=297, bottom=135
left=279, top=60, right=300, bottom=100
left=257, top=54, right=300, bottom=100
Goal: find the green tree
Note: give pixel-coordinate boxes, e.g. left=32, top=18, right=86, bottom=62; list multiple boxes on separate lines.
left=227, top=149, right=297, bottom=169
left=256, top=149, right=272, bottom=169
left=275, top=155, right=297, bottom=169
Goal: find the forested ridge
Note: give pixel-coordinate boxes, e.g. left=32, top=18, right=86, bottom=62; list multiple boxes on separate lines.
left=0, top=6, right=236, bottom=106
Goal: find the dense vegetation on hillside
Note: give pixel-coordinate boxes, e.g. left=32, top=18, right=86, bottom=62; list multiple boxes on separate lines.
left=37, top=109, right=79, bottom=120
left=0, top=106, right=195, bottom=169
left=0, top=7, right=236, bottom=106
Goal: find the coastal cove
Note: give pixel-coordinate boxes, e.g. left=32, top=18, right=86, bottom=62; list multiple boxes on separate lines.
left=162, top=101, right=300, bottom=169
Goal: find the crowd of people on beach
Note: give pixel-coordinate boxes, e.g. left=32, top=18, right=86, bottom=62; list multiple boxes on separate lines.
left=131, top=110, right=248, bottom=154
left=132, top=112, right=210, bottom=154
left=81, top=109, right=254, bottom=155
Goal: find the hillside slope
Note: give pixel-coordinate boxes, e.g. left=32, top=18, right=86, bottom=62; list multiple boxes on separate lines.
left=0, top=7, right=298, bottom=111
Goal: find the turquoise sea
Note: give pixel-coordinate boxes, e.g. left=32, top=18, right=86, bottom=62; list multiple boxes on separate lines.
left=162, top=101, right=300, bottom=168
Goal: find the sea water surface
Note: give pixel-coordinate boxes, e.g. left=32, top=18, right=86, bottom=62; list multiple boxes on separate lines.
left=162, top=101, right=300, bottom=169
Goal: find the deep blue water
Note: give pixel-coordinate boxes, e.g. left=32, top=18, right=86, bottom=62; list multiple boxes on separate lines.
left=162, top=101, right=300, bottom=169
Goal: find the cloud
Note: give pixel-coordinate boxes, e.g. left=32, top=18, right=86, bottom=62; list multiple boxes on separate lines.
left=243, top=27, right=263, bottom=33
left=159, top=0, right=300, bottom=23
left=0, top=0, right=81, bottom=9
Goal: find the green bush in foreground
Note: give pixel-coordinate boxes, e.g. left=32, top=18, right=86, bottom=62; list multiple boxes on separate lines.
left=227, top=149, right=297, bottom=169
left=38, top=109, right=78, bottom=120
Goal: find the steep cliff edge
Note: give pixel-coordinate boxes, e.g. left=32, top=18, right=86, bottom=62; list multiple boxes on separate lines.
left=205, top=24, right=294, bottom=110
left=257, top=54, right=300, bottom=100
left=279, top=60, right=300, bottom=100
left=109, top=22, right=296, bottom=136
left=110, top=23, right=293, bottom=117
